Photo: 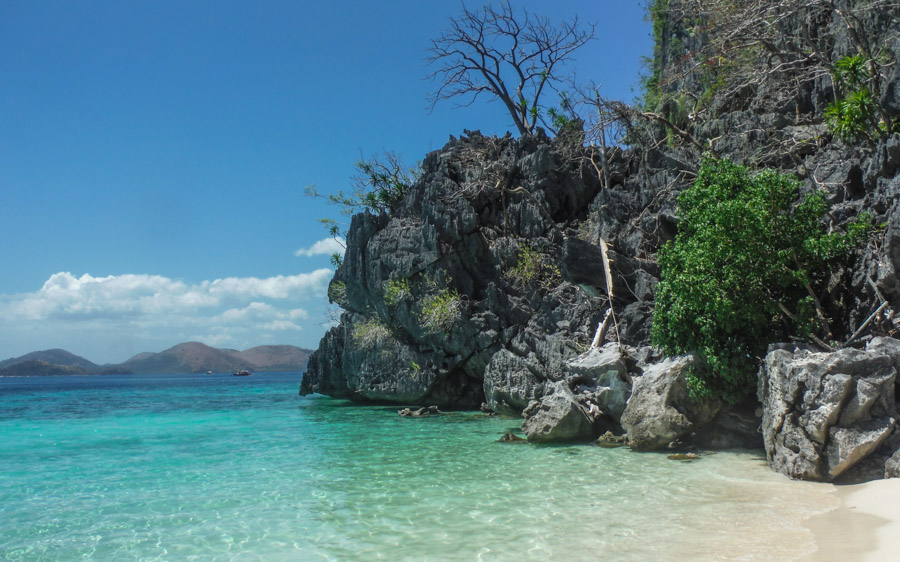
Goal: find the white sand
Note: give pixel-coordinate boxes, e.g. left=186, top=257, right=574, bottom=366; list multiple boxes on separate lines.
left=802, top=479, right=900, bottom=560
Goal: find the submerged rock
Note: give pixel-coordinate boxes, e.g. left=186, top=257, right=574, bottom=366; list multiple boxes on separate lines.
left=667, top=453, right=700, bottom=461
left=398, top=405, right=442, bottom=417
left=498, top=433, right=526, bottom=443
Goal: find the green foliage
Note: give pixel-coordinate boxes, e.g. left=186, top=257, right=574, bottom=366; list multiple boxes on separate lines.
left=419, top=286, right=463, bottom=333
left=652, top=157, right=872, bottom=403
left=506, top=244, right=561, bottom=290
left=825, top=54, right=894, bottom=143
left=306, top=151, right=420, bottom=239
left=383, top=278, right=411, bottom=307
left=638, top=0, right=671, bottom=110
left=327, top=280, right=348, bottom=307
left=351, top=317, right=392, bottom=349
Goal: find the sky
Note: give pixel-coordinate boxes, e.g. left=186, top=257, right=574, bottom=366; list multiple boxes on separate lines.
left=0, top=1, right=653, bottom=364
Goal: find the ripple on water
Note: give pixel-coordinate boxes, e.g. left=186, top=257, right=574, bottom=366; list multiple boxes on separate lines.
left=0, top=374, right=836, bottom=561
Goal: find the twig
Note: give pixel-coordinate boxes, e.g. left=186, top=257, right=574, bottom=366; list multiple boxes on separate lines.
left=846, top=301, right=890, bottom=346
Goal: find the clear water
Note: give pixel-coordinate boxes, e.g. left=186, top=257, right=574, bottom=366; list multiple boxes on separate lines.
left=0, top=373, right=837, bottom=561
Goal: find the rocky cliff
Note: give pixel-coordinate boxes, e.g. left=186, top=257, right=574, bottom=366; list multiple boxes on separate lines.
left=301, top=0, right=900, bottom=480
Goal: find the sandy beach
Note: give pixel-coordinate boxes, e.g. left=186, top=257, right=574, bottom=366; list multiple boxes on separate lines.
left=803, top=478, right=900, bottom=560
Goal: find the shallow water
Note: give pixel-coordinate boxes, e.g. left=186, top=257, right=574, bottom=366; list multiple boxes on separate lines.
left=0, top=373, right=836, bottom=561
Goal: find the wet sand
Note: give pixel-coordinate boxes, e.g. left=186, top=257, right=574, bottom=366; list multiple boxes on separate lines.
left=802, top=479, right=900, bottom=560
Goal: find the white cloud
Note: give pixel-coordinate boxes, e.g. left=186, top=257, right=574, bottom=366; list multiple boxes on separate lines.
left=294, top=237, right=346, bottom=258
left=6, top=270, right=332, bottom=322
left=0, top=270, right=333, bottom=363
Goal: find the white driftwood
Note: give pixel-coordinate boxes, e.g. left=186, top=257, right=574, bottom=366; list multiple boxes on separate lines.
left=590, top=309, right=613, bottom=349
left=598, top=238, right=621, bottom=343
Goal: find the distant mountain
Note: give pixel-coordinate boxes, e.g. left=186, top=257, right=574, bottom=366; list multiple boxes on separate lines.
left=0, top=349, right=100, bottom=371
left=0, top=343, right=312, bottom=376
left=0, top=360, right=89, bottom=377
left=117, top=342, right=312, bottom=374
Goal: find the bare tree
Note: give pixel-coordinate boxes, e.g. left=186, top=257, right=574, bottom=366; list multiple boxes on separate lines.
left=426, top=1, right=595, bottom=137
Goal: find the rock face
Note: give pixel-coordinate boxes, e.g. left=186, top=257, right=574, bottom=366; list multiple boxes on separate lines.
left=759, top=338, right=900, bottom=481
left=300, top=131, right=663, bottom=409
left=300, top=0, right=900, bottom=474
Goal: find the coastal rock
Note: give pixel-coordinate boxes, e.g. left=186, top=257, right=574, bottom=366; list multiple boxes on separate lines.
left=483, top=349, right=546, bottom=416
left=595, top=430, right=628, bottom=448
left=566, top=343, right=632, bottom=421
left=759, top=341, right=900, bottom=481
left=398, top=406, right=442, bottom=417
left=885, top=448, right=900, bottom=478
left=826, top=418, right=895, bottom=479
left=620, top=354, right=720, bottom=451
left=521, top=381, right=596, bottom=443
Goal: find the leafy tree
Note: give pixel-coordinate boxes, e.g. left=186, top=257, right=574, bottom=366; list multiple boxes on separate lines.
left=652, top=157, right=872, bottom=403
left=426, top=1, right=594, bottom=137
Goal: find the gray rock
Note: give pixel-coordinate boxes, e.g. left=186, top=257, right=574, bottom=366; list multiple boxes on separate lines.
left=521, top=381, right=596, bottom=442
left=827, top=418, right=895, bottom=480
left=760, top=343, right=900, bottom=481
left=566, top=343, right=632, bottom=421
left=885, top=448, right=900, bottom=478
left=483, top=349, right=546, bottom=416
left=621, top=354, right=720, bottom=451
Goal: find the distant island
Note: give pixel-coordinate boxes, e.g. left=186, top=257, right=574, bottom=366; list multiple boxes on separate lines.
left=0, top=342, right=312, bottom=376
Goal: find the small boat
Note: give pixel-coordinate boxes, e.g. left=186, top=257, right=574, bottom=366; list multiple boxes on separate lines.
left=232, top=369, right=252, bottom=376
left=207, top=371, right=214, bottom=375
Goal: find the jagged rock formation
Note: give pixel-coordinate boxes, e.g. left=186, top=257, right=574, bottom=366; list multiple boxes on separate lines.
left=760, top=337, right=900, bottom=482
left=301, top=0, right=900, bottom=477
left=301, top=131, right=664, bottom=408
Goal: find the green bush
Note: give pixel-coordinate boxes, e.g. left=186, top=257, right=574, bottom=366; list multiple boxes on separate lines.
left=383, top=278, right=411, bottom=307
left=420, top=287, right=463, bottom=333
left=506, top=244, right=560, bottom=289
left=327, top=280, right=348, bottom=307
left=652, top=156, right=871, bottom=403
left=826, top=55, right=876, bottom=143
left=351, top=318, right=391, bottom=349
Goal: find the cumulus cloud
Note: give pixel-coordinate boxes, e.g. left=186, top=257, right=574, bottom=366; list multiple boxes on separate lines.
left=0, top=270, right=332, bottom=362
left=7, top=270, right=331, bottom=322
left=294, top=237, right=346, bottom=258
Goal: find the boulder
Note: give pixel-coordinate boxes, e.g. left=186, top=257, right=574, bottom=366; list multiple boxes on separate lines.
left=759, top=342, right=900, bottom=481
left=566, top=343, right=632, bottom=421
left=827, top=418, right=895, bottom=479
left=521, top=381, right=596, bottom=442
left=620, top=354, right=720, bottom=451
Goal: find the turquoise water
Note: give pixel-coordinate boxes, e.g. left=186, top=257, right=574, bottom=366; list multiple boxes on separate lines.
left=0, top=373, right=836, bottom=561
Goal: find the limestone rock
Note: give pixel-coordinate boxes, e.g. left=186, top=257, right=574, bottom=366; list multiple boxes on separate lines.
left=566, top=343, right=632, bottom=421
left=759, top=343, right=900, bottom=481
left=483, top=349, right=546, bottom=416
left=521, top=381, right=596, bottom=443
left=620, top=354, right=720, bottom=451
left=827, top=418, right=895, bottom=479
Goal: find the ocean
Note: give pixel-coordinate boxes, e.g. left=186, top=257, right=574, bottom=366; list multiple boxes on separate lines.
left=0, top=372, right=837, bottom=561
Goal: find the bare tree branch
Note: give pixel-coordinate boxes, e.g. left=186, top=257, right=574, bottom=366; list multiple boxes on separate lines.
left=426, top=1, right=594, bottom=136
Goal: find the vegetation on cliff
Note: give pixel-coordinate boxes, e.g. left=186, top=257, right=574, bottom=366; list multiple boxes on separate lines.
left=304, top=0, right=900, bottom=429
left=652, top=156, right=874, bottom=402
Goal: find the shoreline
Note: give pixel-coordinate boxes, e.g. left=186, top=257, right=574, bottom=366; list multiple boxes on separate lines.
left=802, top=478, right=900, bottom=560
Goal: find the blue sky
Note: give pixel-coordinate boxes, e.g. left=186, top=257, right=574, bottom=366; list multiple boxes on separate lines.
left=0, top=1, right=652, bottom=364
